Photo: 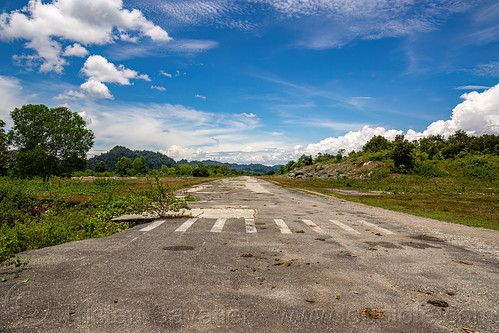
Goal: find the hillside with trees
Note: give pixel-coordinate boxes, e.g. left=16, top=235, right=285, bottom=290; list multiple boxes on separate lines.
left=87, top=146, right=176, bottom=172
left=88, top=147, right=281, bottom=174
left=277, top=131, right=499, bottom=180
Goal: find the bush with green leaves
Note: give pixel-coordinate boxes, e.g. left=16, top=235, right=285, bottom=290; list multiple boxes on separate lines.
left=142, top=176, right=189, bottom=217
left=363, top=135, right=390, bottom=153
left=461, top=156, right=498, bottom=182
left=414, top=160, right=447, bottom=178
left=392, top=140, right=415, bottom=173
left=0, top=179, right=37, bottom=228
left=193, top=163, right=209, bottom=177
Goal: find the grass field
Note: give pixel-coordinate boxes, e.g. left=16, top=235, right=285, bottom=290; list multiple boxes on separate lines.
left=264, top=175, right=499, bottom=230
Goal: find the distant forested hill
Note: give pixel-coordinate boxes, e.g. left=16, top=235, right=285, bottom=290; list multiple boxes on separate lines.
left=88, top=146, right=281, bottom=173
left=177, top=159, right=281, bottom=173
left=87, top=146, right=176, bottom=172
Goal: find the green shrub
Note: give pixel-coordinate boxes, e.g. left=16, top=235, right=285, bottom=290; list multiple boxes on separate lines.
left=371, top=168, right=391, bottom=180
left=461, top=156, right=498, bottom=181
left=414, top=160, right=447, bottom=178
left=0, top=179, right=38, bottom=227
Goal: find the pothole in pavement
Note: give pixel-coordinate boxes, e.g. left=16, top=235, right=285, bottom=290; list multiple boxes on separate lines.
left=163, top=246, right=195, bottom=251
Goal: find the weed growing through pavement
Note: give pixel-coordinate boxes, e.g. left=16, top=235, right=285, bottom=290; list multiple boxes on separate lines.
left=143, top=176, right=190, bottom=217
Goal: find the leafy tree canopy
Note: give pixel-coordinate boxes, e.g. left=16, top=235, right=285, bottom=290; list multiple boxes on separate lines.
left=8, top=104, right=94, bottom=180
left=362, top=135, right=390, bottom=153
left=115, top=157, right=133, bottom=176
left=132, top=156, right=148, bottom=175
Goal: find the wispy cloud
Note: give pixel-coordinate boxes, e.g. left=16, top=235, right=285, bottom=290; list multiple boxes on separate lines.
left=474, top=61, right=499, bottom=77
left=195, top=94, right=206, bottom=100
left=455, top=85, right=490, bottom=90
left=160, top=70, right=172, bottom=78
left=132, top=0, right=474, bottom=49
left=151, top=85, right=166, bottom=91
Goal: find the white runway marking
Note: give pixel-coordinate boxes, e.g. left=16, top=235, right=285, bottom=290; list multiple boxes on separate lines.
left=140, top=220, right=165, bottom=232
left=244, top=177, right=270, bottom=194
left=360, top=220, right=394, bottom=234
left=274, top=219, right=292, bottom=234
left=175, top=218, right=198, bottom=232
left=302, top=220, right=324, bottom=233
left=211, top=218, right=226, bottom=233
left=330, top=220, right=360, bottom=234
left=245, top=219, right=257, bottom=233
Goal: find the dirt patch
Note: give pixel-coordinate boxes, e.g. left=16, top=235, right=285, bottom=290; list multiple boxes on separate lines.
left=163, top=246, right=194, bottom=251
left=365, top=241, right=403, bottom=249
left=362, top=308, right=385, bottom=319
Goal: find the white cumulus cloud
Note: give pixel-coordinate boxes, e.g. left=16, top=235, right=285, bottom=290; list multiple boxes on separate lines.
left=81, top=55, right=150, bottom=85
left=55, top=54, right=149, bottom=100
left=298, top=84, right=499, bottom=157
left=80, top=79, right=113, bottom=99
left=0, top=0, right=171, bottom=73
left=63, top=43, right=89, bottom=57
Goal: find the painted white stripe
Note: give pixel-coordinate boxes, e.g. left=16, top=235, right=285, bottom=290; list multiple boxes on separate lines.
left=274, top=219, right=292, bottom=234
left=302, top=220, right=324, bottom=233
left=360, top=220, right=394, bottom=235
left=245, top=219, right=257, bottom=233
left=140, top=220, right=165, bottom=232
left=329, top=220, right=360, bottom=234
left=211, top=218, right=226, bottom=233
left=175, top=218, right=198, bottom=232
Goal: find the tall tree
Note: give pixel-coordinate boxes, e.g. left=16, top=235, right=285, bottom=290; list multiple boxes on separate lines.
left=8, top=104, right=94, bottom=180
left=115, top=157, right=133, bottom=176
left=132, top=156, right=148, bottom=175
left=94, top=161, right=106, bottom=173
left=392, top=140, right=415, bottom=173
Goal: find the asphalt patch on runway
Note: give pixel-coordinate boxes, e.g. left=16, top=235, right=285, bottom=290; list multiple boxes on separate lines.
left=365, top=241, right=403, bottom=249
left=163, top=245, right=195, bottom=251
left=401, top=241, right=440, bottom=249
left=412, top=234, right=444, bottom=242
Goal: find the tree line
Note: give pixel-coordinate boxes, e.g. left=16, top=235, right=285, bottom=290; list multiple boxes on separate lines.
left=82, top=158, right=255, bottom=177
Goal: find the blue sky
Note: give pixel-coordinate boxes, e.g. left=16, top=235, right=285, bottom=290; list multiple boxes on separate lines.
left=0, top=0, right=498, bottom=165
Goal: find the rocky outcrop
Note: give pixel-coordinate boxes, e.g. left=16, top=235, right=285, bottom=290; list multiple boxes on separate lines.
left=288, top=160, right=386, bottom=180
